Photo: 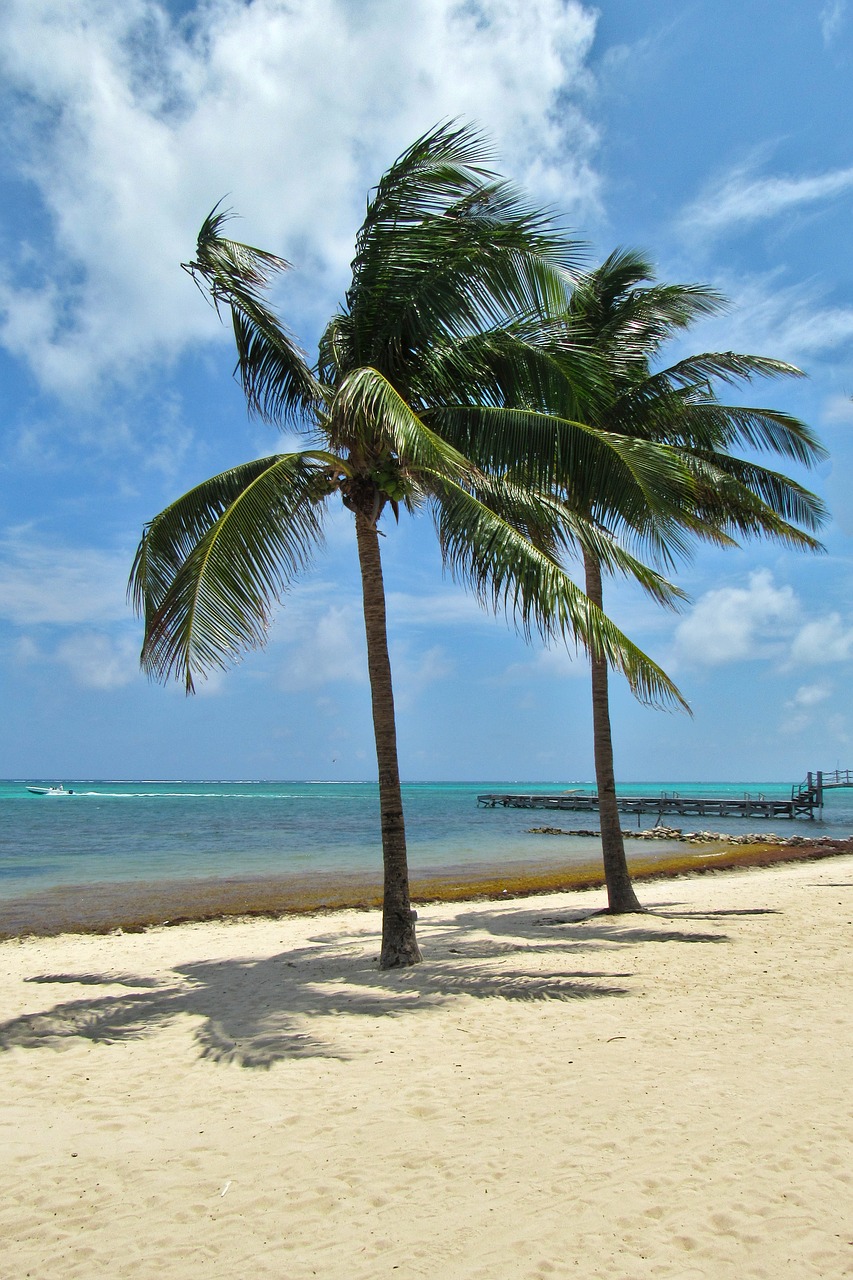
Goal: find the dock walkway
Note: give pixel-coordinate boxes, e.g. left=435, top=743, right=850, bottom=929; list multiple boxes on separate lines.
left=477, top=771, right=853, bottom=822
left=476, top=792, right=800, bottom=820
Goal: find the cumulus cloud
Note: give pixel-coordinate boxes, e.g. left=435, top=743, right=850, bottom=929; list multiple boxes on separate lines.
left=0, top=0, right=601, bottom=398
left=679, top=159, right=853, bottom=239
left=673, top=569, right=798, bottom=666
left=672, top=569, right=853, bottom=677
left=790, top=613, right=853, bottom=664
left=787, top=681, right=832, bottom=708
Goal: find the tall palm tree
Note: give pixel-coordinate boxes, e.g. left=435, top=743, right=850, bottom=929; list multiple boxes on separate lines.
left=549, top=250, right=828, bottom=912
left=129, top=128, right=687, bottom=965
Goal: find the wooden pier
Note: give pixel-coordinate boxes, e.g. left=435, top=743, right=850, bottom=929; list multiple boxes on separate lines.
left=477, top=770, right=853, bottom=822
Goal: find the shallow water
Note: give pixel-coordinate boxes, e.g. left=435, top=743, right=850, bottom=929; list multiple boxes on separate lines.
left=3, top=777, right=851, bottom=908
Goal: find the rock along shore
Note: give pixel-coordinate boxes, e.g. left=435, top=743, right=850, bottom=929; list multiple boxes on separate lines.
left=528, top=824, right=852, bottom=846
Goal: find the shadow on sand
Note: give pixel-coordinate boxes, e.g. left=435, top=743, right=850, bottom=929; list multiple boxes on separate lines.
left=0, top=901, right=739, bottom=1069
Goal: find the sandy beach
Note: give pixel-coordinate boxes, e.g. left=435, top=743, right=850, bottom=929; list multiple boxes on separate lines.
left=1, top=856, right=851, bottom=1279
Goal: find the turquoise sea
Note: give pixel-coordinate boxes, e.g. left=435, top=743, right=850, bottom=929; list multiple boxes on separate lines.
left=2, top=778, right=852, bottom=914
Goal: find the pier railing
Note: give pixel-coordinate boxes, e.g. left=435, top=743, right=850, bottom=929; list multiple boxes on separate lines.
left=477, top=792, right=803, bottom=820
left=819, top=769, right=853, bottom=788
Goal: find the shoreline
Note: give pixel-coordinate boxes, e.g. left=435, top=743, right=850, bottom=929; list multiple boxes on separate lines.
left=2, top=836, right=851, bottom=939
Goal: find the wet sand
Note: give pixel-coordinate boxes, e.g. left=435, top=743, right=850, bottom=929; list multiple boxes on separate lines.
left=0, top=854, right=851, bottom=1278
left=1, top=838, right=850, bottom=939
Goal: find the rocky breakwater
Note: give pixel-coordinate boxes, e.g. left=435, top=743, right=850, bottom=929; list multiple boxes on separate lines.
left=529, top=825, right=852, bottom=847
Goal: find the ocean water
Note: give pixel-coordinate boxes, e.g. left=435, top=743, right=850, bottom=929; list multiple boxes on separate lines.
left=2, top=777, right=852, bottom=906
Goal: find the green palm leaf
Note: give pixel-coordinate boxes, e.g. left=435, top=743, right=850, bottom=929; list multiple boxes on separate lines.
left=330, top=366, right=475, bottom=482
left=430, top=476, right=688, bottom=708
left=187, top=206, right=322, bottom=425
left=685, top=454, right=826, bottom=546
left=469, top=477, right=689, bottom=609
left=132, top=453, right=332, bottom=691
left=428, top=403, right=694, bottom=522
left=674, top=402, right=827, bottom=468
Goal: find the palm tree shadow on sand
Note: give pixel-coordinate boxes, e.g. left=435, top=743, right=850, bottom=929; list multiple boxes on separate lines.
left=0, top=904, right=737, bottom=1069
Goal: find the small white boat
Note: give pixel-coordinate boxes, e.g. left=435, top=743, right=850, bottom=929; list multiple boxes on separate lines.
left=26, top=784, right=74, bottom=796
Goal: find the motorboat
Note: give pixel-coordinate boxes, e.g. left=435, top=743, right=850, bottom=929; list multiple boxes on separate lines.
left=26, top=784, right=74, bottom=796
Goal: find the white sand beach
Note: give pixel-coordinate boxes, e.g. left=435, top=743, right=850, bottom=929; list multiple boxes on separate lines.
left=1, top=856, right=851, bottom=1279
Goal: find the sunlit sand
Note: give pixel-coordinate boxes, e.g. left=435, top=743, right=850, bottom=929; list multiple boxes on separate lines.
left=1, top=856, right=850, bottom=1278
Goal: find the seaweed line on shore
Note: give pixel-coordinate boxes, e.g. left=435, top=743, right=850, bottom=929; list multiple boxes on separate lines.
left=1, top=839, right=851, bottom=941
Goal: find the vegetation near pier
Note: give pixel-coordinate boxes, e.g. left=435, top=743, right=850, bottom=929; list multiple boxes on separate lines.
left=131, top=122, right=826, bottom=964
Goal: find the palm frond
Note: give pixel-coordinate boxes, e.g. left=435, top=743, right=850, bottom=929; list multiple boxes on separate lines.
left=131, top=452, right=336, bottom=690
left=429, top=477, right=688, bottom=708
left=685, top=453, right=827, bottom=545
left=673, top=402, right=828, bottom=468
left=414, top=320, right=605, bottom=423
left=568, top=250, right=726, bottom=364
left=186, top=206, right=322, bottom=425
left=427, top=403, right=694, bottom=525
left=470, top=476, right=689, bottom=609
left=651, top=351, right=806, bottom=390
left=331, top=366, right=478, bottom=483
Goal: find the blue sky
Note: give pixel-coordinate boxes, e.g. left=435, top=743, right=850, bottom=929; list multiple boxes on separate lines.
left=1, top=0, right=852, bottom=783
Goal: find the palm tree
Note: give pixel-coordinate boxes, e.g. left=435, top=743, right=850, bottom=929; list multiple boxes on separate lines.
left=549, top=250, right=827, bottom=912
left=129, top=128, right=686, bottom=966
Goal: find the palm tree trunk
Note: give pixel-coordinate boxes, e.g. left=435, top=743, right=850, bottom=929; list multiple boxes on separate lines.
left=582, top=547, right=644, bottom=914
left=355, top=511, right=422, bottom=967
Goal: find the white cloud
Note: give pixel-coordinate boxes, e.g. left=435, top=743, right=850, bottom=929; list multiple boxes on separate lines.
left=673, top=569, right=853, bottom=675
left=498, top=640, right=586, bottom=685
left=673, top=569, right=798, bottom=666
left=390, top=643, right=454, bottom=712
left=54, top=630, right=140, bottom=689
left=820, top=0, right=847, bottom=45
left=0, top=534, right=132, bottom=625
left=679, top=160, right=853, bottom=239
left=0, top=0, right=601, bottom=398
left=790, top=613, right=853, bottom=664
left=675, top=271, right=853, bottom=367
left=783, top=683, right=832, bottom=744
left=277, top=600, right=367, bottom=689
left=787, top=681, right=832, bottom=708
left=386, top=589, right=489, bottom=628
